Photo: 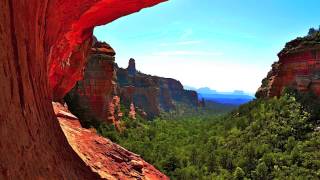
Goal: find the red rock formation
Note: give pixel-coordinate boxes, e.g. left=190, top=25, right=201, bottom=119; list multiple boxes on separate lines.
left=48, top=0, right=167, bottom=100
left=0, top=0, right=166, bottom=179
left=107, top=96, right=123, bottom=129
left=65, top=41, right=123, bottom=129
left=53, top=102, right=168, bottom=179
left=257, top=32, right=320, bottom=98
left=120, top=85, right=161, bottom=118
left=129, top=103, right=137, bottom=120
left=117, top=59, right=199, bottom=118
left=128, top=58, right=137, bottom=76
left=92, top=41, right=117, bottom=56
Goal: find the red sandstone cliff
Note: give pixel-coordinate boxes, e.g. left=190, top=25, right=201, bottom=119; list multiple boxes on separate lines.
left=65, top=41, right=123, bottom=129
left=257, top=30, right=320, bottom=98
left=118, top=59, right=200, bottom=119
left=66, top=45, right=199, bottom=125
left=0, top=0, right=166, bottom=179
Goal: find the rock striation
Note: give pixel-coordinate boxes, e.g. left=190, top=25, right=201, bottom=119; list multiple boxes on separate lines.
left=48, top=0, right=167, bottom=101
left=65, top=41, right=123, bottom=129
left=66, top=46, right=199, bottom=124
left=257, top=30, right=320, bottom=98
left=118, top=59, right=199, bottom=119
left=53, top=102, right=168, bottom=180
left=0, top=0, right=166, bottom=179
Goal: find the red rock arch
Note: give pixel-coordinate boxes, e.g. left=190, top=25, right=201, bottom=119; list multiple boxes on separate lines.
left=0, top=0, right=165, bottom=179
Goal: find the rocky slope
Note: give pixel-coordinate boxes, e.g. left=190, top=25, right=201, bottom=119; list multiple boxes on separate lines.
left=118, top=58, right=199, bottom=119
left=257, top=29, right=320, bottom=98
left=53, top=102, right=168, bottom=180
left=0, top=0, right=166, bottom=179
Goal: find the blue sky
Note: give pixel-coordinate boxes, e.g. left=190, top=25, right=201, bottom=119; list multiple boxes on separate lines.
left=94, top=0, right=320, bottom=93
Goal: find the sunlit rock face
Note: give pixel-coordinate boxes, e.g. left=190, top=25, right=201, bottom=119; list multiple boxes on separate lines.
left=66, top=46, right=199, bottom=126
left=257, top=33, right=320, bottom=98
left=118, top=59, right=200, bottom=119
left=53, top=102, right=168, bottom=180
left=65, top=41, right=123, bottom=129
left=0, top=0, right=166, bottom=179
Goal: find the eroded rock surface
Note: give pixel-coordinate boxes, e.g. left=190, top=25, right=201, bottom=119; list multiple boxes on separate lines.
left=257, top=31, right=320, bottom=98
left=53, top=102, right=168, bottom=180
left=118, top=59, right=199, bottom=119
left=65, top=41, right=123, bottom=129
left=0, top=0, right=166, bottom=179
left=48, top=0, right=167, bottom=100
left=66, top=44, right=199, bottom=124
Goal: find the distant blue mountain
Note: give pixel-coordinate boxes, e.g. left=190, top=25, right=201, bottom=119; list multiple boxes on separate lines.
left=197, top=87, right=217, bottom=94
left=184, top=86, right=255, bottom=105
left=198, top=93, right=254, bottom=105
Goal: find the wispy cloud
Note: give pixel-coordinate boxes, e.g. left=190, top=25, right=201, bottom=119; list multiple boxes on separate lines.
left=152, top=50, right=223, bottom=57
left=160, top=40, right=202, bottom=46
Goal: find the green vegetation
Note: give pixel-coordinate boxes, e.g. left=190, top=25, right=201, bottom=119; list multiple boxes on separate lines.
left=94, top=93, right=320, bottom=179
left=280, top=27, right=320, bottom=55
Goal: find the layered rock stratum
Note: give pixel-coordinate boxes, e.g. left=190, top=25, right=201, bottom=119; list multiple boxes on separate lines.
left=66, top=44, right=200, bottom=124
left=118, top=59, right=199, bottom=119
left=65, top=41, right=123, bottom=129
left=257, top=30, right=320, bottom=98
left=0, top=0, right=166, bottom=179
left=53, top=102, right=168, bottom=179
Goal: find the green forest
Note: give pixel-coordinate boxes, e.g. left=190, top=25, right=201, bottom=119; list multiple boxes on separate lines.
left=93, top=90, right=320, bottom=179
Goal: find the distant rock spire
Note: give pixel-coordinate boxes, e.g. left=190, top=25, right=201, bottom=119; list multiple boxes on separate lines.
left=127, top=58, right=137, bottom=76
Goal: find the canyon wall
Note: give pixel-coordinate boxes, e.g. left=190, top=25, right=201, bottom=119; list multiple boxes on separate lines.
left=257, top=31, right=320, bottom=98
left=118, top=58, right=199, bottom=119
left=0, top=0, right=166, bottom=179
left=66, top=47, right=199, bottom=124
left=65, top=41, right=123, bottom=129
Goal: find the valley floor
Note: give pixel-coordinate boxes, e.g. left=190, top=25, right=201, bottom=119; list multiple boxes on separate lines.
left=95, top=93, right=320, bottom=179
